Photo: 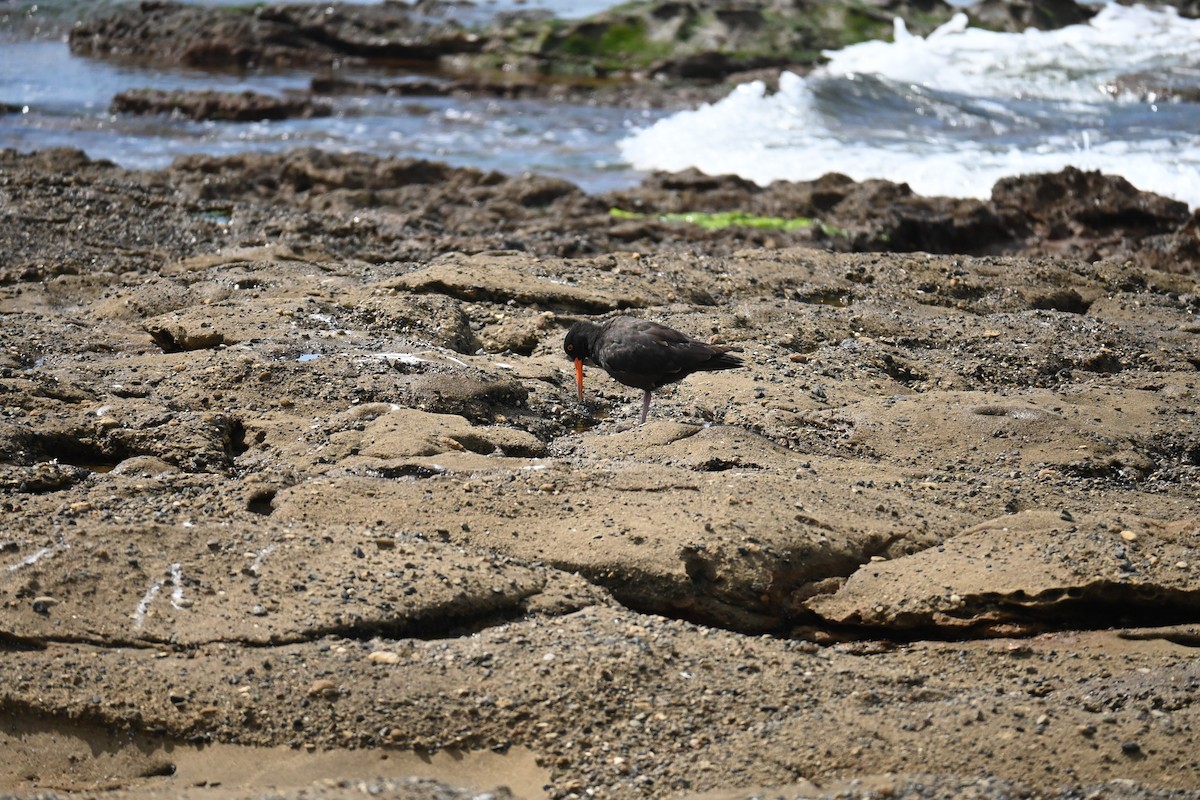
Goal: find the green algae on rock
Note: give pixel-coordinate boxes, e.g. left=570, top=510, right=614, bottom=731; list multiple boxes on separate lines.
left=610, top=206, right=846, bottom=236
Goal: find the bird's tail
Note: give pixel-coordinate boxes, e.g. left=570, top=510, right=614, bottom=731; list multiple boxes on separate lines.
left=704, top=347, right=744, bottom=371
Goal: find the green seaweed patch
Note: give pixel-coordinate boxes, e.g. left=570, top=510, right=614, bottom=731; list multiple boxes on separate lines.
left=763, top=3, right=955, bottom=54
left=553, top=18, right=667, bottom=59
left=610, top=208, right=844, bottom=236
left=841, top=10, right=888, bottom=44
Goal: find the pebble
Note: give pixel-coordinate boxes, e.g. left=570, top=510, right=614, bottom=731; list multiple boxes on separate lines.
left=306, top=679, right=338, bottom=698
left=368, top=650, right=402, bottom=665
left=32, top=596, right=59, bottom=614
left=1119, top=530, right=1138, bottom=542
left=249, top=604, right=268, bottom=617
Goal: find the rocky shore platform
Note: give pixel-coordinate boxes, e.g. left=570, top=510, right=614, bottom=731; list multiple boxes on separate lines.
left=1, top=141, right=1198, bottom=799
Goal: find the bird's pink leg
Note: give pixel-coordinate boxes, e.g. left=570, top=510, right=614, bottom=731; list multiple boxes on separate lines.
left=640, top=390, right=652, bottom=424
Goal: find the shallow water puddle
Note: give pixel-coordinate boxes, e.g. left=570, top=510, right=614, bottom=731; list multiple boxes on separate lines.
left=168, top=744, right=547, bottom=798
left=0, top=715, right=547, bottom=798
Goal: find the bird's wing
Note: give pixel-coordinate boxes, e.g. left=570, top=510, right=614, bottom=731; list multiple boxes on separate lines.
left=598, top=321, right=725, bottom=389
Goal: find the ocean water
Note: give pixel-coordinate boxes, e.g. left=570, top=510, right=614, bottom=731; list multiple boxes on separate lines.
left=3, top=2, right=1200, bottom=206
left=620, top=4, right=1200, bottom=209
left=0, top=0, right=652, bottom=193
left=0, top=38, right=654, bottom=192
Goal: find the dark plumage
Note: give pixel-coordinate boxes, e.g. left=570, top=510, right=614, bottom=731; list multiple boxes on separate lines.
left=564, top=317, right=744, bottom=424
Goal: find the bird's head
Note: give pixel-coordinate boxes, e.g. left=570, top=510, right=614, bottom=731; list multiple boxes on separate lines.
left=563, top=323, right=592, bottom=363
left=563, top=322, right=593, bottom=403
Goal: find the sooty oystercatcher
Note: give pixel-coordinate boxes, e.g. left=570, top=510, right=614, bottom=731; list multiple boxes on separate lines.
left=564, top=317, right=744, bottom=424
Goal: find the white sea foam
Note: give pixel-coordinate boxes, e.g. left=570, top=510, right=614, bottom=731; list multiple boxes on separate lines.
left=619, top=5, right=1200, bottom=208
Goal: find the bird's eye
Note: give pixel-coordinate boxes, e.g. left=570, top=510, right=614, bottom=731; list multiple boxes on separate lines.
left=566, top=344, right=574, bottom=352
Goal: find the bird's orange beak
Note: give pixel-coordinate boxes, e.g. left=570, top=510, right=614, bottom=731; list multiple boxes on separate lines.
left=574, top=357, right=584, bottom=403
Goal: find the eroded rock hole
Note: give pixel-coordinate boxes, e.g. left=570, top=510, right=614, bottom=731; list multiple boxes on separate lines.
left=247, top=490, right=276, bottom=516
left=370, top=464, right=447, bottom=479
left=224, top=419, right=249, bottom=459
left=13, top=431, right=131, bottom=472
left=139, top=762, right=177, bottom=778
left=881, top=353, right=922, bottom=385
left=695, top=458, right=738, bottom=472
left=795, top=288, right=852, bottom=307
left=682, top=548, right=718, bottom=588
left=1030, top=288, right=1090, bottom=314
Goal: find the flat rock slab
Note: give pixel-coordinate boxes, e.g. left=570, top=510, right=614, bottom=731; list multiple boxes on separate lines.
left=802, top=385, right=1185, bottom=478
left=0, top=522, right=545, bottom=646
left=383, top=251, right=663, bottom=312
left=269, top=424, right=962, bottom=631
left=808, top=510, right=1200, bottom=633
left=0, top=400, right=244, bottom=474
left=338, top=405, right=545, bottom=459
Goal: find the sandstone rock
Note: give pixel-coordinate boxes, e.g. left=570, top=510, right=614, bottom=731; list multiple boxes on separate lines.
left=807, top=511, right=1200, bottom=633
left=0, top=521, right=546, bottom=646
left=69, top=2, right=485, bottom=70
left=384, top=251, right=656, bottom=312
left=111, top=88, right=332, bottom=122
left=2, top=137, right=1199, bottom=800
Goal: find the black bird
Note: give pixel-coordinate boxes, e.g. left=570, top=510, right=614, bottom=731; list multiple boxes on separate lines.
left=564, top=317, right=744, bottom=424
